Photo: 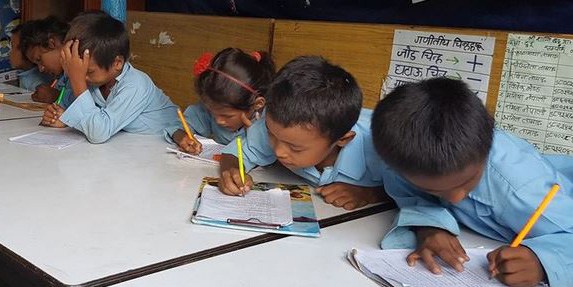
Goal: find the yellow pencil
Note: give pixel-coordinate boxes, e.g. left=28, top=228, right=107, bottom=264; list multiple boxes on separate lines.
left=237, top=136, right=245, bottom=185
left=510, top=184, right=560, bottom=247
left=177, top=108, right=196, bottom=142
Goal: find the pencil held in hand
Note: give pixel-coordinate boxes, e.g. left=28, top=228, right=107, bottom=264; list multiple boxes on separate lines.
left=510, top=184, right=560, bottom=247
left=177, top=108, right=197, bottom=143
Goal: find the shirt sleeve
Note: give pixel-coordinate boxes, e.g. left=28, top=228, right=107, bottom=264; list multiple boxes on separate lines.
left=380, top=171, right=460, bottom=249
left=163, top=103, right=213, bottom=144
left=59, top=84, right=148, bottom=144
left=221, top=118, right=276, bottom=171
left=500, top=175, right=573, bottom=286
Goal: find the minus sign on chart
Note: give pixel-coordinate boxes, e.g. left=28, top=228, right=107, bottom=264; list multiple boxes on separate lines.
left=467, top=77, right=482, bottom=82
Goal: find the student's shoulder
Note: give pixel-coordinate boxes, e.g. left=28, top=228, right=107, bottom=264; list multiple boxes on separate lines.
left=487, top=129, right=555, bottom=189
left=116, top=63, right=155, bottom=89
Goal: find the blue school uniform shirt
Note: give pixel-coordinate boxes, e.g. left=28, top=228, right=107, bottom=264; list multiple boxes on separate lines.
left=222, top=108, right=385, bottom=187
left=163, top=103, right=246, bottom=145
left=54, top=74, right=75, bottom=108
left=380, top=129, right=573, bottom=286
left=59, top=63, right=179, bottom=143
left=18, top=67, right=53, bottom=91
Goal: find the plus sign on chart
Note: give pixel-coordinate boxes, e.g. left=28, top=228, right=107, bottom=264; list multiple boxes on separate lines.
left=467, top=54, right=483, bottom=72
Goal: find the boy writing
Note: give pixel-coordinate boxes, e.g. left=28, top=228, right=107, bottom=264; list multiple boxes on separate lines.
left=41, top=12, right=178, bottom=143
left=219, top=56, right=387, bottom=210
left=371, top=78, right=573, bottom=287
left=9, top=24, right=53, bottom=93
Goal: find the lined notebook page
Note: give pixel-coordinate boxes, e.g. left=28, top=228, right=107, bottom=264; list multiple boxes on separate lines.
left=349, top=248, right=506, bottom=287
left=196, top=185, right=293, bottom=226
left=8, top=129, right=85, bottom=150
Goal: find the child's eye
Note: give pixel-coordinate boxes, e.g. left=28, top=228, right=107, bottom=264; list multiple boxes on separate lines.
left=290, top=146, right=305, bottom=153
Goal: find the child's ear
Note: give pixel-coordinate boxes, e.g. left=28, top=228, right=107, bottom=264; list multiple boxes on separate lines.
left=47, top=37, right=57, bottom=49
left=335, top=131, right=356, bottom=147
left=112, top=56, right=125, bottom=72
left=253, top=96, right=265, bottom=111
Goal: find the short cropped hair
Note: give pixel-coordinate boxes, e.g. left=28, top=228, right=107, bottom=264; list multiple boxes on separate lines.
left=371, top=78, right=494, bottom=176
left=196, top=47, right=275, bottom=111
left=19, top=16, right=69, bottom=57
left=266, top=56, right=362, bottom=142
left=65, top=11, right=129, bottom=69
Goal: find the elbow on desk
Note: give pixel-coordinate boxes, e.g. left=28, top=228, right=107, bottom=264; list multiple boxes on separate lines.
left=85, top=131, right=113, bottom=144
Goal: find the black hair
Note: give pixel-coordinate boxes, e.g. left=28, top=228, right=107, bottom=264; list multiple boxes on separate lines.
left=19, top=16, right=69, bottom=58
left=196, top=47, right=275, bottom=111
left=371, top=78, right=494, bottom=176
left=65, top=11, right=129, bottom=70
left=266, top=56, right=362, bottom=142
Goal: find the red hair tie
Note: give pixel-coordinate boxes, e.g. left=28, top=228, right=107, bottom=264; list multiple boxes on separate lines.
left=192, top=52, right=259, bottom=97
left=251, top=51, right=262, bottom=62
left=193, top=52, right=214, bottom=76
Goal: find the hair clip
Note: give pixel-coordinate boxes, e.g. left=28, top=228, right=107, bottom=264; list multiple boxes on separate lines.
left=251, top=51, right=262, bottom=62
left=193, top=52, right=214, bottom=76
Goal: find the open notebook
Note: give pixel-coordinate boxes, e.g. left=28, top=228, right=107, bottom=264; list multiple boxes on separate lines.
left=191, top=177, right=320, bottom=237
left=166, top=135, right=224, bottom=165
left=347, top=248, right=508, bottom=287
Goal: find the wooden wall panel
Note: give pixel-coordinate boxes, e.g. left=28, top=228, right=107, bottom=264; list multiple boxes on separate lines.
left=127, top=11, right=273, bottom=108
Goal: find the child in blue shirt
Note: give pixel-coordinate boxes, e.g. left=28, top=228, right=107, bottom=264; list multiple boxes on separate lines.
left=219, top=56, right=388, bottom=210
left=371, top=78, right=573, bottom=287
left=164, top=47, right=274, bottom=154
left=9, top=24, right=53, bottom=92
left=40, top=12, right=178, bottom=144
left=17, top=17, right=70, bottom=103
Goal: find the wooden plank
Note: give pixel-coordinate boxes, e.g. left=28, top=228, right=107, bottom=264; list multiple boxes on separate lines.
left=273, top=20, right=573, bottom=114
left=127, top=12, right=274, bottom=108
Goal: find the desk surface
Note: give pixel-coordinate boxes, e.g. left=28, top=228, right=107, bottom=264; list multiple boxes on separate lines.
left=0, top=117, right=385, bottom=286
left=0, top=103, right=43, bottom=121
left=118, top=210, right=501, bottom=287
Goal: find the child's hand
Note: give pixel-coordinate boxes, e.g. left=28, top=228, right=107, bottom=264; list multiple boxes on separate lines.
left=40, top=103, right=66, bottom=128
left=315, top=183, right=386, bottom=210
left=408, top=227, right=470, bottom=274
left=487, top=245, right=546, bottom=287
left=172, top=129, right=203, bottom=155
left=219, top=167, right=253, bottom=196
left=32, top=84, right=58, bottom=103
left=60, top=39, right=89, bottom=97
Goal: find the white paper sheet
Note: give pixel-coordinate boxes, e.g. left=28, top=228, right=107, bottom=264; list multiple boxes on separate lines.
left=8, top=129, right=86, bottom=150
left=196, top=185, right=293, bottom=226
left=348, top=248, right=506, bottom=287
left=382, top=30, right=496, bottom=104
left=166, top=135, right=224, bottom=165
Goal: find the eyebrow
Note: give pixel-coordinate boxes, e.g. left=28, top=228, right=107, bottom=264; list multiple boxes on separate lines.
left=265, top=121, right=305, bottom=148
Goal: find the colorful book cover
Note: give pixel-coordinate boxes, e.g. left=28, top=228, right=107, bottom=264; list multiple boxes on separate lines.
left=191, top=177, right=320, bottom=238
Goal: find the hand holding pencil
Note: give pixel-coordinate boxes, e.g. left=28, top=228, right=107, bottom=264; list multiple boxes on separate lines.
left=174, top=108, right=202, bottom=155
left=487, top=184, right=559, bottom=286
left=218, top=137, right=253, bottom=196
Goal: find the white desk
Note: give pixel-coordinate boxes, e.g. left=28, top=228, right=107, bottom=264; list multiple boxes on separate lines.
left=0, top=103, right=43, bottom=121
left=0, top=118, right=386, bottom=286
left=117, top=210, right=502, bottom=287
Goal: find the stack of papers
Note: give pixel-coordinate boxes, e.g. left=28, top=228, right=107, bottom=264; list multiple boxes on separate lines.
left=196, top=185, right=293, bottom=226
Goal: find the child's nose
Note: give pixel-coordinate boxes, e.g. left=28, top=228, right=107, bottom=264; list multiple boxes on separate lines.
left=274, top=143, right=289, bottom=159
left=215, top=118, right=226, bottom=126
